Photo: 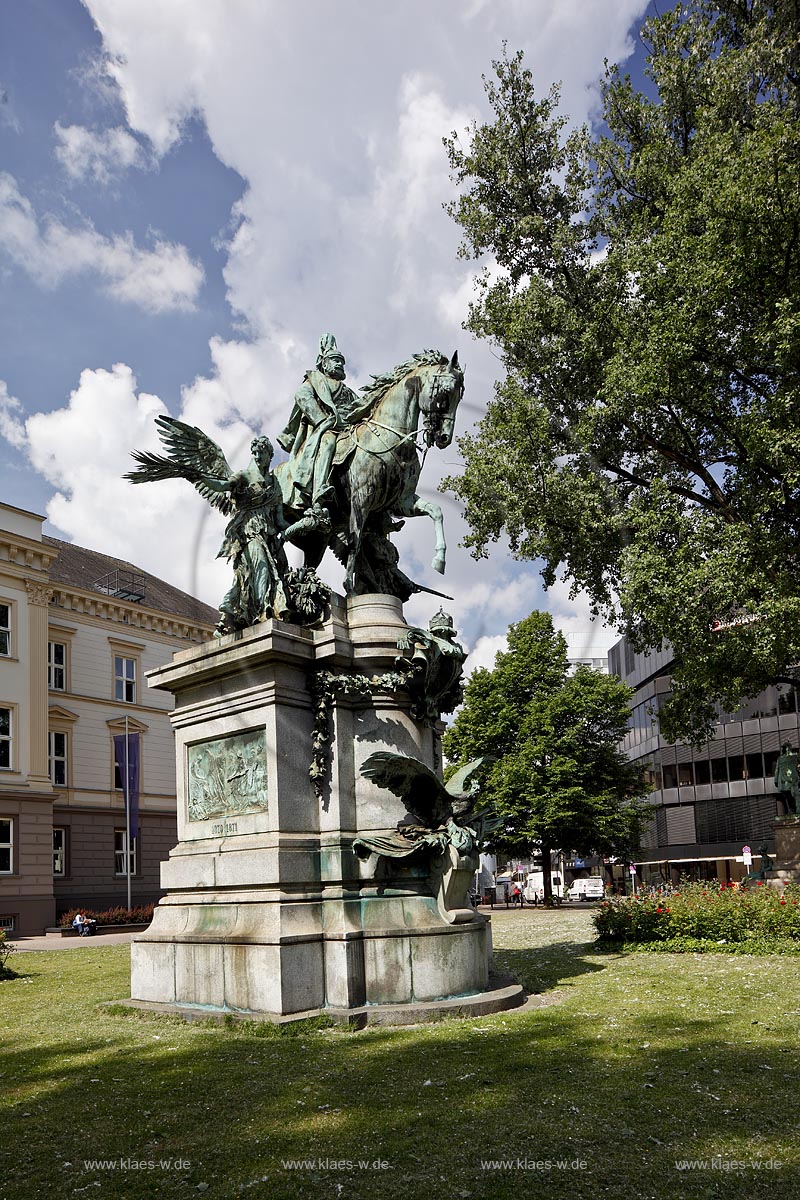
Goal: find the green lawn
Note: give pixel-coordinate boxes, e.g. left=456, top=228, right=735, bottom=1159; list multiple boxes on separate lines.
left=3, top=908, right=800, bottom=1200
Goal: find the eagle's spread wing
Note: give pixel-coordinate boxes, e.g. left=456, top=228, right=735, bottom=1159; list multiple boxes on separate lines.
left=125, top=415, right=236, bottom=515
left=360, top=751, right=452, bottom=827
left=445, top=756, right=494, bottom=800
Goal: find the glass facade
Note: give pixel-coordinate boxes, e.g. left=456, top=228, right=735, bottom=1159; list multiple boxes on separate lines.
left=612, top=634, right=791, bottom=863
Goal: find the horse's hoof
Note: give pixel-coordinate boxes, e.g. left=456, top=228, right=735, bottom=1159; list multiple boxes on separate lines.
left=432, top=553, right=446, bottom=575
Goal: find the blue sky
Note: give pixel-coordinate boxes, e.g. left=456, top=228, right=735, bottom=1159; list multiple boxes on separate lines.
left=0, top=0, right=654, bottom=664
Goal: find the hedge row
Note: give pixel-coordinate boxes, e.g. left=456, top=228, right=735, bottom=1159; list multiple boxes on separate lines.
left=59, top=904, right=155, bottom=928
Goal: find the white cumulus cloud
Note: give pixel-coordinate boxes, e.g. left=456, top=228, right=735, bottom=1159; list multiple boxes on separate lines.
left=54, top=121, right=148, bottom=183
left=14, top=363, right=229, bottom=603
left=0, top=380, right=27, bottom=450
left=6, top=0, right=652, bottom=643
left=0, top=172, right=203, bottom=312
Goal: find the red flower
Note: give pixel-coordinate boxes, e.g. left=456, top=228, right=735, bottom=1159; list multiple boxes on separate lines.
left=665, top=907, right=671, bottom=913
left=758, top=880, right=765, bottom=886
left=656, top=907, right=663, bottom=913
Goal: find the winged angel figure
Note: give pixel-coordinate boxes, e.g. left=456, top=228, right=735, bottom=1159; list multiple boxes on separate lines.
left=353, top=751, right=500, bottom=861
left=126, top=415, right=329, bottom=634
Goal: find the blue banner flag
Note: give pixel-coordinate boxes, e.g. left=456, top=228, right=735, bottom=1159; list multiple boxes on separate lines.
left=113, top=733, right=140, bottom=840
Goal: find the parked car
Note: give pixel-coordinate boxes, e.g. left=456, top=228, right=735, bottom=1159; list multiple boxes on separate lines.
left=567, top=876, right=606, bottom=901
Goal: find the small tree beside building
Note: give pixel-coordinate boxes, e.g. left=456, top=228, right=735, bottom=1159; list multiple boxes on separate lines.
left=443, top=613, right=649, bottom=904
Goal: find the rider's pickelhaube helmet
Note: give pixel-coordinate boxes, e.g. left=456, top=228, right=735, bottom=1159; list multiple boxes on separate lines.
left=317, top=333, right=345, bottom=368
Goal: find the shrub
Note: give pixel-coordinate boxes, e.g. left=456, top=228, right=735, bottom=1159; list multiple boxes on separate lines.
left=593, top=880, right=800, bottom=952
left=58, top=904, right=155, bottom=929
left=0, top=929, right=16, bottom=976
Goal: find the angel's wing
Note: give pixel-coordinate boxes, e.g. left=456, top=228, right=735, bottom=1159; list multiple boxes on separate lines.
left=125, top=415, right=236, bottom=514
left=444, top=756, right=494, bottom=800
left=360, top=751, right=452, bottom=827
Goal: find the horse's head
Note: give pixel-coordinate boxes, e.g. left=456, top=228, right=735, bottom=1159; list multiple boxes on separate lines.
left=421, top=351, right=464, bottom=449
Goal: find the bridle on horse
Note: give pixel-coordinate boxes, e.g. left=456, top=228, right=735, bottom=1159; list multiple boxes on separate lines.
left=355, top=364, right=461, bottom=467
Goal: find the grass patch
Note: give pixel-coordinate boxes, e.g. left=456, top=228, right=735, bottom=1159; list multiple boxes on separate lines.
left=2, top=909, right=800, bottom=1198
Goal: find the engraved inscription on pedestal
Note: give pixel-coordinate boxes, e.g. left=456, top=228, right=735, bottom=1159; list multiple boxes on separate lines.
left=186, top=728, right=268, bottom=822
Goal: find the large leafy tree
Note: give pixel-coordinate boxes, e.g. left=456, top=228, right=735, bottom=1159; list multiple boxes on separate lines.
left=443, top=612, right=648, bottom=904
left=444, top=1, right=800, bottom=742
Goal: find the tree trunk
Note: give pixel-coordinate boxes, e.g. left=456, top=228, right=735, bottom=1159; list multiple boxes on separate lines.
left=541, top=844, right=554, bottom=907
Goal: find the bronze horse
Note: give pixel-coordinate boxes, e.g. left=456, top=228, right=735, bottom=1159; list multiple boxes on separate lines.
left=276, top=349, right=464, bottom=596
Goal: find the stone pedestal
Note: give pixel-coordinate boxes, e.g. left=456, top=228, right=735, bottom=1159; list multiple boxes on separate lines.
left=130, top=594, right=522, bottom=1024
left=772, top=818, right=800, bottom=885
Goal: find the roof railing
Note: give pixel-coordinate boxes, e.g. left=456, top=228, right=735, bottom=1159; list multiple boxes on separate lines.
left=92, top=569, right=146, bottom=603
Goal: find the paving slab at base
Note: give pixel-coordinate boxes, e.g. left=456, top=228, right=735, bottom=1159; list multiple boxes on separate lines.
left=110, top=978, right=528, bottom=1028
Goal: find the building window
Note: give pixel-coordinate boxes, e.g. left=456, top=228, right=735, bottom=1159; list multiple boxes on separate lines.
left=114, top=656, right=136, bottom=704
left=0, top=604, right=10, bottom=657
left=114, top=829, right=137, bottom=876
left=53, top=827, right=66, bottom=876
left=48, top=642, right=66, bottom=690
left=0, top=819, right=12, bottom=873
left=711, top=757, right=728, bottom=784
left=662, top=763, right=678, bottom=790
left=48, top=731, right=67, bottom=787
left=0, top=708, right=10, bottom=770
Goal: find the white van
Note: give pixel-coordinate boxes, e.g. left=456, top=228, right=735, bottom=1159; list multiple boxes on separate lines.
left=524, top=872, right=564, bottom=902
left=567, top=876, right=605, bottom=901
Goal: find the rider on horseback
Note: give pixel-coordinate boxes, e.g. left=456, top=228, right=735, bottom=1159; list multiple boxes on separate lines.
left=277, top=333, right=370, bottom=525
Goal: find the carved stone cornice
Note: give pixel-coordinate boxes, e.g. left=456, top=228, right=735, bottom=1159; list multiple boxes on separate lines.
left=25, top=580, right=54, bottom=607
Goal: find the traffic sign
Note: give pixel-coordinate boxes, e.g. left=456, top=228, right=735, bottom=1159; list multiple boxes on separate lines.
left=742, top=844, right=752, bottom=866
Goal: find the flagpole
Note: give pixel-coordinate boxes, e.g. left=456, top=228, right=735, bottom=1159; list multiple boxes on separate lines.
left=125, top=714, right=131, bottom=912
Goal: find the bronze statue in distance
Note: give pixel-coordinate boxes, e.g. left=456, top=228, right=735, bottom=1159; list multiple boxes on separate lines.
left=775, top=742, right=800, bottom=816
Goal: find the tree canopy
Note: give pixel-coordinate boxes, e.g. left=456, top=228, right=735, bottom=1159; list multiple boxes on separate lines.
left=442, top=612, right=649, bottom=899
left=444, top=1, right=800, bottom=741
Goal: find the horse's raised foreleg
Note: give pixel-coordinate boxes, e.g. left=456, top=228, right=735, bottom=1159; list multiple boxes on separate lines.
left=398, top=494, right=447, bottom=575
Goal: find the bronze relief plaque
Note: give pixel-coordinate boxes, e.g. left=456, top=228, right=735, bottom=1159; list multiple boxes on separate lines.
left=186, top=728, right=268, bottom=821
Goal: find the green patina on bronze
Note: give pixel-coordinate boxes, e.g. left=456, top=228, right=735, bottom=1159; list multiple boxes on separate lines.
left=353, top=753, right=499, bottom=862
left=775, top=743, right=800, bottom=817
left=394, top=608, right=467, bottom=723
left=187, top=728, right=268, bottom=822
left=275, top=335, right=465, bottom=598
left=126, top=334, right=464, bottom=621
left=125, top=422, right=330, bottom=634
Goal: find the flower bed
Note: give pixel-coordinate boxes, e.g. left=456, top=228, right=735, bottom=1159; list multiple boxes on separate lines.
left=593, top=880, right=800, bottom=953
left=58, top=904, right=155, bottom=929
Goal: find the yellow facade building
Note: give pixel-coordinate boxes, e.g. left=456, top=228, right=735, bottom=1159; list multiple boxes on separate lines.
left=0, top=501, right=216, bottom=935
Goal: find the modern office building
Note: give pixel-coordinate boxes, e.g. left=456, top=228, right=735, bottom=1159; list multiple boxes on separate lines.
left=0, top=501, right=216, bottom=935
left=608, top=635, right=794, bottom=886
